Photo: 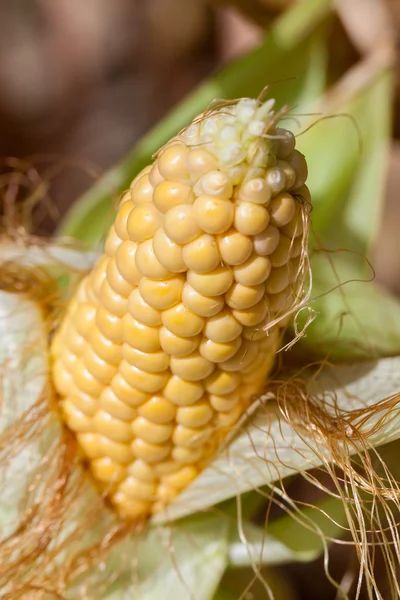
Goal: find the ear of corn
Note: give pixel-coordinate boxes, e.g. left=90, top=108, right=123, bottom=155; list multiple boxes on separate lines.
left=51, top=97, right=310, bottom=520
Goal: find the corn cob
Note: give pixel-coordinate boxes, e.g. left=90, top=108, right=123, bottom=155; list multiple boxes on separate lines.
left=51, top=97, right=310, bottom=519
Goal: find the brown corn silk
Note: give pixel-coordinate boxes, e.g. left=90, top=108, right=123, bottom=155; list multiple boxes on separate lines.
left=51, top=97, right=311, bottom=519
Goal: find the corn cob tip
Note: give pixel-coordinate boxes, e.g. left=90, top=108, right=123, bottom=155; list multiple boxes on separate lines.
left=51, top=95, right=310, bottom=520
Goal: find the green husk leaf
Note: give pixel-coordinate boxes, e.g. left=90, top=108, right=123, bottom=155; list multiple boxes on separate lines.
left=227, top=495, right=347, bottom=566
left=296, top=63, right=393, bottom=253
left=296, top=253, right=400, bottom=360
left=71, top=515, right=229, bottom=600
left=58, top=0, right=331, bottom=246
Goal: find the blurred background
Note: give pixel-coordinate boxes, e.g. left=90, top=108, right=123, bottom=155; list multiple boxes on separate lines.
left=0, top=1, right=399, bottom=597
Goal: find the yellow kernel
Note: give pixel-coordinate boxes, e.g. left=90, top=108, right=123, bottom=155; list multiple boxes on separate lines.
left=170, top=352, right=215, bottom=381
left=290, top=150, right=308, bottom=189
left=253, top=225, right=280, bottom=256
left=182, top=283, right=224, bottom=317
left=112, top=492, right=150, bottom=519
left=115, top=241, right=142, bottom=286
left=225, top=282, right=264, bottom=310
left=158, top=143, right=190, bottom=182
left=132, top=417, right=173, bottom=444
left=176, top=402, right=213, bottom=427
left=215, top=403, right=243, bottom=428
left=83, top=347, right=117, bottom=383
left=162, top=465, right=198, bottom=489
left=172, top=425, right=211, bottom=448
left=138, top=396, right=176, bottom=424
left=135, top=239, right=171, bottom=280
left=100, top=387, right=137, bottom=421
left=269, top=192, right=296, bottom=227
left=100, top=279, right=128, bottom=318
left=73, top=304, right=96, bottom=340
left=131, top=438, right=171, bottom=463
left=62, top=399, right=93, bottom=432
left=73, top=361, right=104, bottom=396
left=187, top=266, right=233, bottom=297
left=139, top=275, right=184, bottom=310
left=153, top=229, right=186, bottom=273
left=127, top=204, right=162, bottom=243
left=95, top=306, right=122, bottom=345
left=70, top=391, right=97, bottom=416
left=268, top=286, right=294, bottom=313
left=265, top=265, right=290, bottom=294
left=122, top=345, right=169, bottom=373
left=265, top=166, right=286, bottom=196
left=77, top=433, right=102, bottom=459
left=155, top=484, right=178, bottom=505
left=154, top=461, right=181, bottom=476
left=193, top=195, right=234, bottom=234
left=122, top=314, right=160, bottom=352
left=159, top=327, right=201, bottom=356
left=105, top=225, right=122, bottom=257
left=89, top=257, right=108, bottom=299
left=234, top=253, right=272, bottom=287
left=195, top=170, right=233, bottom=199
left=164, top=204, right=200, bottom=244
left=204, top=309, right=243, bottom=343
left=128, top=288, right=162, bottom=326
left=130, top=171, right=153, bottom=205
left=182, top=234, right=220, bottom=273
left=239, top=177, right=271, bottom=205
left=94, top=410, right=132, bottom=443
left=232, top=298, right=268, bottom=327
left=148, top=162, right=164, bottom=187
left=269, top=235, right=293, bottom=267
left=220, top=341, right=258, bottom=371
left=153, top=180, right=193, bottom=213
left=119, top=361, right=168, bottom=393
left=210, top=391, right=240, bottom=412
left=64, top=325, right=85, bottom=355
left=281, top=206, right=304, bottom=238
left=276, top=127, right=295, bottom=159
left=162, top=302, right=204, bottom=337
left=90, top=327, right=122, bottom=363
left=59, top=348, right=78, bottom=373
left=199, top=336, right=242, bottom=363
left=242, top=325, right=267, bottom=341
left=119, top=476, right=156, bottom=501
left=91, top=458, right=126, bottom=484
left=217, top=229, right=253, bottom=266
left=204, top=369, right=241, bottom=394
left=172, top=446, right=204, bottom=464
left=187, top=148, right=218, bottom=180
left=127, top=459, right=156, bottom=482
left=106, top=266, right=131, bottom=309
left=100, top=437, right=133, bottom=464
left=276, top=159, right=296, bottom=189
left=294, top=184, right=311, bottom=204
left=111, top=373, right=149, bottom=407
left=114, top=201, right=133, bottom=240
left=163, top=375, right=204, bottom=405
left=234, top=202, right=270, bottom=236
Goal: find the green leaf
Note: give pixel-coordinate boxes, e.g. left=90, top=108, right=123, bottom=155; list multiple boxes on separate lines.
left=227, top=495, right=347, bottom=567
left=296, top=252, right=400, bottom=361
left=72, top=515, right=230, bottom=600
left=58, top=0, right=331, bottom=246
left=296, top=66, right=393, bottom=253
